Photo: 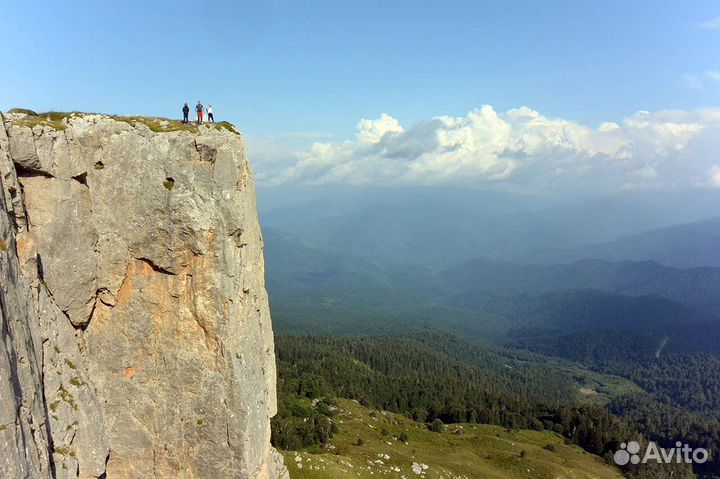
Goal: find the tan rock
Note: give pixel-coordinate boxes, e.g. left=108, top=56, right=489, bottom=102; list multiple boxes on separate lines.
left=0, top=113, right=286, bottom=479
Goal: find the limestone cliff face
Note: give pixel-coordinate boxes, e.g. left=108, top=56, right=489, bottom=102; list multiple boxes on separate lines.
left=0, top=111, right=288, bottom=479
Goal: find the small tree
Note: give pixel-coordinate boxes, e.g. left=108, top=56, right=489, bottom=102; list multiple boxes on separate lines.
left=399, top=431, right=409, bottom=443
left=381, top=428, right=389, bottom=436
left=429, top=418, right=445, bottom=433
left=355, top=437, right=365, bottom=446
left=520, top=450, right=528, bottom=459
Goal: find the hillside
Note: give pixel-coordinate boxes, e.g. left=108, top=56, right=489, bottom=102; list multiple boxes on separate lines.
left=264, top=229, right=512, bottom=340
left=489, top=290, right=714, bottom=332
left=442, top=258, right=720, bottom=317
left=553, top=217, right=720, bottom=268
left=264, top=228, right=440, bottom=312
left=282, top=399, right=624, bottom=479
left=489, top=290, right=720, bottom=357
left=264, top=230, right=720, bottom=347
left=273, top=334, right=709, bottom=478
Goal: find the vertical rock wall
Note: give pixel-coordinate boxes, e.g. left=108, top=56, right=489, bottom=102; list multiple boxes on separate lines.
left=0, top=112, right=288, bottom=479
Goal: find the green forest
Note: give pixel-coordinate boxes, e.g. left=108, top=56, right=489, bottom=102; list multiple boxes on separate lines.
left=271, top=334, right=717, bottom=478
left=264, top=221, right=720, bottom=478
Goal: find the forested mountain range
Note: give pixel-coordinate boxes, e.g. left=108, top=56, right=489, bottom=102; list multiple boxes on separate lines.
left=261, top=189, right=720, bottom=477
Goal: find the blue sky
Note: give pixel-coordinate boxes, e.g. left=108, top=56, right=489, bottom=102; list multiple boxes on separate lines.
left=2, top=1, right=720, bottom=191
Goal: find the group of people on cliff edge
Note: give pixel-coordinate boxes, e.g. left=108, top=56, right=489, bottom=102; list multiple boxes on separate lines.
left=182, top=101, right=214, bottom=125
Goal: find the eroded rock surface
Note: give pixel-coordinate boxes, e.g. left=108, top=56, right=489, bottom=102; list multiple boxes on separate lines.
left=0, top=112, right=287, bottom=479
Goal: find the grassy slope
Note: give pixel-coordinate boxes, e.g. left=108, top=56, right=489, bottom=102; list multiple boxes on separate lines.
left=521, top=357, right=644, bottom=406
left=282, top=399, right=623, bottom=479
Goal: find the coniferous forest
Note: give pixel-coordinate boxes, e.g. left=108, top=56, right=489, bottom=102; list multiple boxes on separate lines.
left=271, top=333, right=719, bottom=478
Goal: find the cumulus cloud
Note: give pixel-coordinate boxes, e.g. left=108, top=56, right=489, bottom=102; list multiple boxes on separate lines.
left=253, top=106, right=720, bottom=193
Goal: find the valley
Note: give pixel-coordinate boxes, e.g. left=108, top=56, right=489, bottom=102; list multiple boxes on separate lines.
left=261, top=189, right=720, bottom=478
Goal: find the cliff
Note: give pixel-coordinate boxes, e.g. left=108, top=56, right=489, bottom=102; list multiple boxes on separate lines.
left=0, top=111, right=288, bottom=479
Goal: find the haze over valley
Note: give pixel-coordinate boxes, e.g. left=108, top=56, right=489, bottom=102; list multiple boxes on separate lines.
left=258, top=185, right=720, bottom=478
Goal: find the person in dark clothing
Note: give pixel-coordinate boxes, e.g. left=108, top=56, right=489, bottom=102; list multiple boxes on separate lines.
left=182, top=103, right=190, bottom=124
left=196, top=101, right=204, bottom=124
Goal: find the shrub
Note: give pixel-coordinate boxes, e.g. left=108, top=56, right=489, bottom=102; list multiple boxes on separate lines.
left=8, top=108, right=37, bottom=116
left=428, top=418, right=445, bottom=433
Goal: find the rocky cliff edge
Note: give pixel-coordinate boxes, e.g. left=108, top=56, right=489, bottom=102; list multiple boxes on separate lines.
left=0, top=110, right=288, bottom=479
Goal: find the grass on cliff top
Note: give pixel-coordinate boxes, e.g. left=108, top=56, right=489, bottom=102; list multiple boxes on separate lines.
left=282, top=399, right=623, bottom=479
left=116, top=116, right=239, bottom=134
left=9, top=111, right=75, bottom=130
left=6, top=108, right=240, bottom=135
left=8, top=108, right=38, bottom=116
left=114, top=115, right=198, bottom=133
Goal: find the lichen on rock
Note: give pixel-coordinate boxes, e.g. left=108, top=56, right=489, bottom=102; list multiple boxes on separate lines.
left=0, top=111, right=287, bottom=479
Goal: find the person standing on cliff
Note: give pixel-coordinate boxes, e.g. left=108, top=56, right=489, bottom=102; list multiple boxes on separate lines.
left=207, top=104, right=214, bottom=123
left=196, top=101, right=204, bottom=125
left=182, top=103, right=190, bottom=124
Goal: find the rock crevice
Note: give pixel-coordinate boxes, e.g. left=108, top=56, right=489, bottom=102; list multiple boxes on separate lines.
left=0, top=111, right=288, bottom=479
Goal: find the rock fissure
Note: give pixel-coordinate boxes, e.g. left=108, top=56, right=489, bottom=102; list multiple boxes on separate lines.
left=14, top=163, right=54, bottom=179
left=136, top=256, right=177, bottom=276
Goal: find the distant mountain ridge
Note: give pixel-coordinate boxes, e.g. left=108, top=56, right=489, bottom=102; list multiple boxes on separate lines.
left=442, top=257, right=720, bottom=317
left=260, top=186, right=720, bottom=268
left=264, top=227, right=720, bottom=352
left=488, top=289, right=717, bottom=336
left=537, top=217, right=720, bottom=268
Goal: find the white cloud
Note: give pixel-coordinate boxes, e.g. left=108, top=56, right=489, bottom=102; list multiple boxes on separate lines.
left=683, top=74, right=704, bottom=89
left=698, top=16, right=720, bottom=29
left=711, top=165, right=720, bottom=188
left=682, top=71, right=720, bottom=89
left=357, top=113, right=404, bottom=143
left=253, top=106, right=720, bottom=193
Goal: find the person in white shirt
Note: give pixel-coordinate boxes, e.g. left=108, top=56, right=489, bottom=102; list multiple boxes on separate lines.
left=207, top=105, right=214, bottom=123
